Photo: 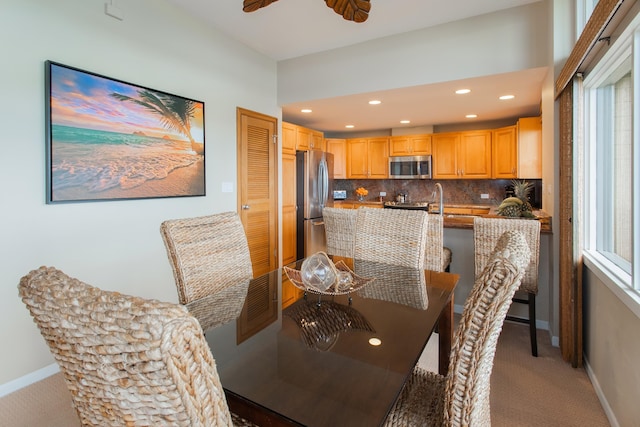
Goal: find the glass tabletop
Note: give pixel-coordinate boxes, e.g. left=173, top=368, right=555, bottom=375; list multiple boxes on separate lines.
left=204, top=258, right=458, bottom=427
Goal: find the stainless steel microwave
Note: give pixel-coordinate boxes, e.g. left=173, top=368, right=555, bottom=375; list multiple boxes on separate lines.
left=388, top=155, right=432, bottom=179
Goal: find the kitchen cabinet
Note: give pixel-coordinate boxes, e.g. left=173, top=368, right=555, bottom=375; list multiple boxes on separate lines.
left=490, top=117, right=542, bottom=179
left=281, top=153, right=297, bottom=265
left=311, top=129, right=325, bottom=151
left=432, top=133, right=459, bottom=178
left=517, top=116, right=542, bottom=179
left=333, top=201, right=383, bottom=209
left=283, top=122, right=325, bottom=152
left=326, top=138, right=347, bottom=179
left=432, top=131, right=491, bottom=179
left=333, top=201, right=356, bottom=209
left=389, top=134, right=432, bottom=156
left=492, top=125, right=517, bottom=178
left=347, top=137, right=389, bottom=179
left=295, top=125, right=311, bottom=151
left=282, top=122, right=297, bottom=155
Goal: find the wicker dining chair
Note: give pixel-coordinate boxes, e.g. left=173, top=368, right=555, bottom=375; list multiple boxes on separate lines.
left=323, top=207, right=357, bottom=257
left=160, top=212, right=253, bottom=331
left=18, top=266, right=256, bottom=427
left=354, top=207, right=429, bottom=269
left=473, top=216, right=541, bottom=356
left=355, top=259, right=428, bottom=309
left=384, top=230, right=531, bottom=427
left=424, top=214, right=453, bottom=272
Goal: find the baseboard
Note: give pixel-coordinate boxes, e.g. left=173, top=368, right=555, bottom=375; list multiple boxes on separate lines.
left=584, top=356, right=620, bottom=427
left=0, top=364, right=59, bottom=398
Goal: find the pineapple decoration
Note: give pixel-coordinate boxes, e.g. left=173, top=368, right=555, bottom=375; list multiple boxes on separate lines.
left=497, top=180, right=536, bottom=218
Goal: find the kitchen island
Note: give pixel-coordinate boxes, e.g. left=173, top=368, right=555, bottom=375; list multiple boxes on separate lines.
left=427, top=203, right=552, bottom=233
left=331, top=200, right=553, bottom=332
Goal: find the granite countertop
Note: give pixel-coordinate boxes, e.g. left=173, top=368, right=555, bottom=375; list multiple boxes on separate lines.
left=333, top=200, right=551, bottom=233
left=430, top=204, right=552, bottom=233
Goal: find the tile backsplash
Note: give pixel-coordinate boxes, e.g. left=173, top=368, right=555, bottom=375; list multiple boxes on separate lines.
left=333, top=179, right=542, bottom=208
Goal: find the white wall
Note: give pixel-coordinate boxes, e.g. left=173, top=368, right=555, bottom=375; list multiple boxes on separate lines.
left=277, top=2, right=549, bottom=105
left=0, top=0, right=277, bottom=387
left=583, top=266, right=640, bottom=426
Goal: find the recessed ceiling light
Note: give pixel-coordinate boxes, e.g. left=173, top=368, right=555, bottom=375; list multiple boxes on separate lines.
left=499, top=95, right=515, bottom=100
left=301, top=108, right=312, bottom=113
left=456, top=89, right=471, bottom=94
left=368, top=338, right=382, bottom=346
left=368, top=100, right=382, bottom=105
left=345, top=124, right=355, bottom=128
left=466, top=114, right=478, bottom=119
left=400, top=120, right=411, bottom=124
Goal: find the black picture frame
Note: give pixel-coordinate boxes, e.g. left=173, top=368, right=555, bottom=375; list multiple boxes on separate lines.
left=45, top=61, right=205, bottom=203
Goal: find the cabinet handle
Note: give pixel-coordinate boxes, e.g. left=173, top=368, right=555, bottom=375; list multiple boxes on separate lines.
left=242, top=204, right=250, bottom=210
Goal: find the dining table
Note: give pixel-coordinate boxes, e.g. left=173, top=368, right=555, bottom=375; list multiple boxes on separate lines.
left=203, top=257, right=459, bottom=427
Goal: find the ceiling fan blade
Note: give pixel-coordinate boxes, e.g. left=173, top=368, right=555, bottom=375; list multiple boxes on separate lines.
left=325, top=0, right=371, bottom=23
left=243, top=0, right=279, bottom=13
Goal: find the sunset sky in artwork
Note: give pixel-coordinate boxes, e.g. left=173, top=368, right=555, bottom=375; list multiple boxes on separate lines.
left=49, top=64, right=204, bottom=142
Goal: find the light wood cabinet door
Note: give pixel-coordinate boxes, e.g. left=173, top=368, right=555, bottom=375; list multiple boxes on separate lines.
left=347, top=138, right=389, bottom=179
left=311, top=130, right=325, bottom=151
left=389, top=137, right=412, bottom=156
left=432, top=133, right=460, bottom=179
left=347, top=139, right=369, bottom=178
left=389, top=135, right=431, bottom=156
left=517, top=116, right=542, bottom=179
left=281, top=153, right=297, bottom=265
left=296, top=126, right=311, bottom=151
left=492, top=126, right=517, bottom=178
left=459, top=130, right=491, bottom=178
left=368, top=137, right=389, bottom=178
left=333, top=201, right=355, bottom=209
left=411, top=135, right=432, bottom=155
left=433, top=131, right=490, bottom=179
left=326, top=138, right=347, bottom=179
left=282, top=122, right=297, bottom=155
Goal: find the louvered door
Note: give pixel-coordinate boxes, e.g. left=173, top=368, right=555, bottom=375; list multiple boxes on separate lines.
left=237, top=108, right=278, bottom=277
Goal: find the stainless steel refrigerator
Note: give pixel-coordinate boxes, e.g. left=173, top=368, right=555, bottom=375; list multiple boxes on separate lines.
left=296, top=150, right=333, bottom=258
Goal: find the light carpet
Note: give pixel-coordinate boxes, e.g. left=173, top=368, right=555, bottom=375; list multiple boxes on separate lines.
left=1, top=321, right=610, bottom=426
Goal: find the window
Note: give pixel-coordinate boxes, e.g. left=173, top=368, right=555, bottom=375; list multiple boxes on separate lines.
left=594, top=63, right=632, bottom=273
left=577, top=0, right=598, bottom=37
left=583, top=12, right=640, bottom=294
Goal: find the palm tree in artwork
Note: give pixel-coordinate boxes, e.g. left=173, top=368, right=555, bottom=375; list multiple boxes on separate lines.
left=111, top=90, right=203, bottom=154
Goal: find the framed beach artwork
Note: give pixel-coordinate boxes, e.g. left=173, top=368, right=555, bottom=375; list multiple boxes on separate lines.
left=45, top=61, right=205, bottom=203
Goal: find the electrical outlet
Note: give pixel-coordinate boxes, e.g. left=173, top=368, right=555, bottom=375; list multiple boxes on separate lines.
left=481, top=193, right=490, bottom=199
left=380, top=192, right=386, bottom=197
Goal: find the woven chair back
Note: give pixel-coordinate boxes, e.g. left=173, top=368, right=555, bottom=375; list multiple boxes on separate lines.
left=473, top=217, right=541, bottom=294
left=424, top=214, right=446, bottom=272
left=355, top=260, right=428, bottom=309
left=18, top=266, right=235, bottom=427
left=160, top=212, right=253, bottom=329
left=323, top=207, right=357, bottom=257
left=444, top=230, right=530, bottom=426
left=354, top=208, right=429, bottom=269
